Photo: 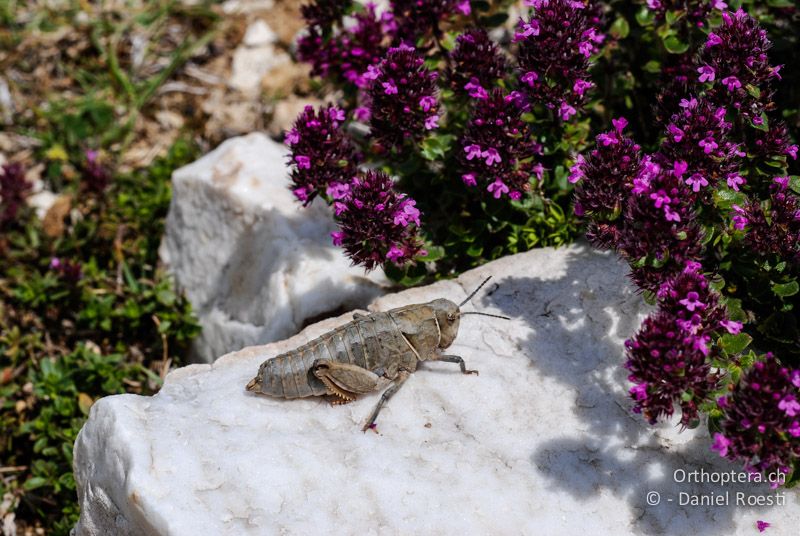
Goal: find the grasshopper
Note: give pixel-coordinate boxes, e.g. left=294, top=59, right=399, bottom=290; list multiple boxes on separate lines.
left=246, top=277, right=508, bottom=431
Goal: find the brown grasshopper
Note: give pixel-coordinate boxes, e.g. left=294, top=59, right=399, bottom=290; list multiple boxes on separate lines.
left=246, top=277, right=508, bottom=431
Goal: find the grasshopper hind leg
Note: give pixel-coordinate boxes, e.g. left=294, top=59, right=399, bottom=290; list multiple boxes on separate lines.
left=312, top=359, right=380, bottom=405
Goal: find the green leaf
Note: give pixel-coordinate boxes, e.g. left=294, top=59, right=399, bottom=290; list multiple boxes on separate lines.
left=719, top=333, right=753, bottom=356
left=772, top=280, right=799, bottom=297
left=663, top=35, right=690, bottom=54
left=635, top=6, right=655, bottom=26
left=418, top=246, right=445, bottom=262
left=24, top=476, right=48, bottom=491
left=610, top=17, right=630, bottom=39
left=789, top=176, right=800, bottom=195
left=420, top=134, right=455, bottom=161
left=643, top=60, right=661, bottom=74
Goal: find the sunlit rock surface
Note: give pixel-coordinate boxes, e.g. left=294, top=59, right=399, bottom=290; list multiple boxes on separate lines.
left=160, top=133, right=388, bottom=363
left=75, top=245, right=798, bottom=535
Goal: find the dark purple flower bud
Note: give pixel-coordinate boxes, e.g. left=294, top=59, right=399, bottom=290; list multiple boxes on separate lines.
left=716, top=354, right=800, bottom=478
left=625, top=311, right=720, bottom=426
left=458, top=89, right=542, bottom=201
left=448, top=28, right=507, bottom=97
left=300, top=0, right=352, bottom=30
left=0, top=162, right=31, bottom=227
left=367, top=45, right=440, bottom=151
left=572, top=120, right=643, bottom=249
left=333, top=170, right=424, bottom=270
left=655, top=261, right=732, bottom=334
left=287, top=105, right=361, bottom=205
left=514, top=0, right=603, bottom=117
left=49, top=256, right=82, bottom=283
left=82, top=150, right=111, bottom=193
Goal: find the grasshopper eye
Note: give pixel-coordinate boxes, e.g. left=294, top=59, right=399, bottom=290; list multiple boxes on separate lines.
left=447, top=313, right=456, bottom=322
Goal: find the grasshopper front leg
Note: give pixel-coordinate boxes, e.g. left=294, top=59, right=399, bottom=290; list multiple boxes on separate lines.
left=430, top=353, right=479, bottom=375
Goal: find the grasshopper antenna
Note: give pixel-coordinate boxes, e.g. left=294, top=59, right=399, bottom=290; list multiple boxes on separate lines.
left=458, top=276, right=493, bottom=308
left=460, top=311, right=510, bottom=320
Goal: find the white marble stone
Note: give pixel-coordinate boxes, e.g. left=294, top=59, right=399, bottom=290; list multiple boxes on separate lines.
left=74, top=245, right=797, bottom=535
left=160, top=133, right=388, bottom=362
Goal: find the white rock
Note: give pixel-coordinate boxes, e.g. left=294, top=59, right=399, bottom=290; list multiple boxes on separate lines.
left=229, top=43, right=289, bottom=94
left=242, top=19, right=277, bottom=47
left=159, top=133, right=388, bottom=363
left=74, top=245, right=797, bottom=535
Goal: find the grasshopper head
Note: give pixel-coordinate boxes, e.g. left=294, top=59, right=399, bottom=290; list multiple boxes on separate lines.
left=430, top=298, right=461, bottom=349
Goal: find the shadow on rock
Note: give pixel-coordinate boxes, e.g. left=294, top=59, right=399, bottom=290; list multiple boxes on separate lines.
left=483, top=244, right=780, bottom=535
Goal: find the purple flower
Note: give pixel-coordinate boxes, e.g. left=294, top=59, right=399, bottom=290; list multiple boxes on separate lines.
left=720, top=319, right=743, bottom=334
left=711, top=433, right=732, bottom=456
left=419, top=96, right=436, bottom=112
left=288, top=105, right=360, bottom=206
left=612, top=117, right=628, bottom=133
left=482, top=148, right=501, bottom=166
left=756, top=521, right=771, bottom=533
left=706, top=32, right=723, bottom=47
left=726, top=173, right=744, bottom=191
left=778, top=395, right=800, bottom=417
left=698, top=137, right=718, bottom=154
left=367, top=46, right=439, bottom=150
left=331, top=230, right=345, bottom=246
left=462, top=173, right=477, bottom=187
left=672, top=160, right=688, bottom=179
left=465, top=144, right=483, bottom=160
left=697, top=65, right=715, bottom=83
left=721, top=76, right=741, bottom=91
left=487, top=179, right=509, bottom=199
left=685, top=173, right=708, bottom=193
left=464, top=79, right=489, bottom=100
left=333, top=170, right=423, bottom=269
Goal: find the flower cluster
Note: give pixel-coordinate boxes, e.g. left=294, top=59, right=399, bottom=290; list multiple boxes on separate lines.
left=332, top=170, right=424, bottom=269
left=448, top=28, right=507, bottom=99
left=653, top=53, right=696, bottom=126
left=366, top=45, right=440, bottom=151
left=458, top=90, right=542, bottom=200
left=0, top=162, right=31, bottom=227
left=297, top=3, right=388, bottom=89
left=390, top=0, right=470, bottom=44
left=572, top=118, right=643, bottom=249
left=82, top=150, right=111, bottom=193
left=741, top=177, right=800, bottom=265
left=657, top=97, right=740, bottom=203
left=299, top=0, right=352, bottom=29
left=714, top=355, right=800, bottom=477
left=49, top=257, right=82, bottom=283
left=696, top=9, right=780, bottom=124
left=620, top=161, right=704, bottom=291
left=625, top=261, right=740, bottom=426
left=643, top=0, right=720, bottom=27
left=514, top=0, right=603, bottom=119
left=286, top=105, right=360, bottom=205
